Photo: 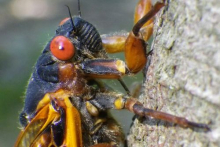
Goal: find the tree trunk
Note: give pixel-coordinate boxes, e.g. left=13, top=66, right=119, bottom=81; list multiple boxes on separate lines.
left=127, top=0, right=220, bottom=146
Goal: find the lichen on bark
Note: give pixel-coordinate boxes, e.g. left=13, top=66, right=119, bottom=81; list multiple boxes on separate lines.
left=127, top=0, right=220, bottom=146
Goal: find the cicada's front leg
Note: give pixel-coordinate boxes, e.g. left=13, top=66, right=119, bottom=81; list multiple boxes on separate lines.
left=82, top=0, right=165, bottom=78
left=101, top=0, right=165, bottom=73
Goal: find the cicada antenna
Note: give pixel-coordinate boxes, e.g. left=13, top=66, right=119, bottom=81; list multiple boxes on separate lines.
left=65, top=5, right=75, bottom=31
left=78, top=0, right=82, bottom=17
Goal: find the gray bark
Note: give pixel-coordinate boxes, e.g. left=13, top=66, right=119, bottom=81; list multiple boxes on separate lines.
left=127, top=0, right=220, bottom=146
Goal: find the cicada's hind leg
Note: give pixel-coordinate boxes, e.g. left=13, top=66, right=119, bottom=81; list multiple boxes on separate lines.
left=89, top=93, right=210, bottom=131
left=124, top=98, right=210, bottom=131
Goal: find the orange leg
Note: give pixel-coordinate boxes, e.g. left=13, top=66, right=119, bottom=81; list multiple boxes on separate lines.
left=134, top=0, right=153, bottom=41
left=83, top=1, right=165, bottom=77
left=87, top=93, right=210, bottom=131
left=102, top=34, right=127, bottom=53
left=125, top=0, right=164, bottom=73
left=124, top=98, right=210, bottom=130
left=102, top=0, right=165, bottom=73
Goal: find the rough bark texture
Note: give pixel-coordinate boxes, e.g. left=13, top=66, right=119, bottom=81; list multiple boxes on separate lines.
left=127, top=0, right=220, bottom=146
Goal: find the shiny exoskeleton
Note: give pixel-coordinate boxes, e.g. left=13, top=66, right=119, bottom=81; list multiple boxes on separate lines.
left=15, top=1, right=209, bottom=147
left=19, top=17, right=104, bottom=125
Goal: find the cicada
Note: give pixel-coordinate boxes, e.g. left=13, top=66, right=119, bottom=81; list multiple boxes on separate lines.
left=15, top=0, right=209, bottom=147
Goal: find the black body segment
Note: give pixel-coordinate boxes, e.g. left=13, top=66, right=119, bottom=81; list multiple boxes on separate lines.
left=21, top=47, right=60, bottom=117
left=73, top=17, right=103, bottom=52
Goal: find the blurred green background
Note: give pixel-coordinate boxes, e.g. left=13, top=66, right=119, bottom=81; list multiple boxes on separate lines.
left=0, top=0, right=144, bottom=146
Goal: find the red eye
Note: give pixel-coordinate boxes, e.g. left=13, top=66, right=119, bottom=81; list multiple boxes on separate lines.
left=50, top=36, right=75, bottom=60
left=59, top=17, right=70, bottom=26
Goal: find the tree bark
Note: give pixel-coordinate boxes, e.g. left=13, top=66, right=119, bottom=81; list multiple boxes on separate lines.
left=127, top=0, right=220, bottom=146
